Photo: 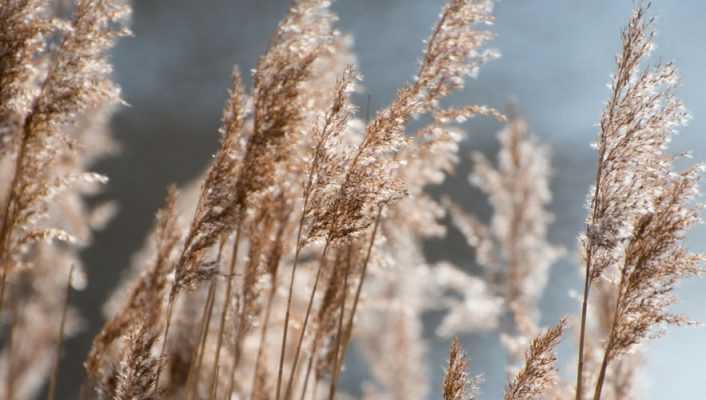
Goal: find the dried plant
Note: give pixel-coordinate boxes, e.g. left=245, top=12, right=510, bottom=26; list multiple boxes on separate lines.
left=0, top=0, right=128, bottom=281
left=575, top=3, right=705, bottom=400
left=504, top=319, right=566, bottom=400
left=111, top=321, right=160, bottom=400
left=0, top=1, right=704, bottom=400
left=442, top=338, right=479, bottom=400
left=446, top=111, right=563, bottom=366
left=86, top=187, right=180, bottom=387
left=0, top=1, right=128, bottom=399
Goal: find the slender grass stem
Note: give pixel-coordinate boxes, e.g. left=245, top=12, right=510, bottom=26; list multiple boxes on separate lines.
left=209, top=224, right=243, bottom=399
left=592, top=267, right=627, bottom=400
left=327, top=244, right=352, bottom=400
left=592, top=338, right=612, bottom=400
left=276, top=194, right=315, bottom=400
left=283, top=240, right=331, bottom=400
left=331, top=206, right=383, bottom=388
left=575, top=250, right=592, bottom=400
left=298, top=340, right=318, bottom=400
left=276, top=93, right=340, bottom=400
left=186, top=278, right=217, bottom=400
left=154, top=289, right=177, bottom=392
left=47, top=264, right=74, bottom=400
left=250, top=278, right=278, bottom=397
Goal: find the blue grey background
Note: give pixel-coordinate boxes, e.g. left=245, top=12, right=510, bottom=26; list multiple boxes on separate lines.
left=61, top=1, right=706, bottom=399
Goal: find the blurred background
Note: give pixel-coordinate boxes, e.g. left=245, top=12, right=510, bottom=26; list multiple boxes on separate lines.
left=59, top=0, right=706, bottom=398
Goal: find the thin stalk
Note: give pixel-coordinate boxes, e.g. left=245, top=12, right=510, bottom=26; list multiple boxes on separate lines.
left=249, top=212, right=288, bottom=398
left=276, top=184, right=315, bottom=400
left=327, top=244, right=352, bottom=400
left=277, top=97, right=340, bottom=400
left=576, top=149, right=609, bottom=400
left=226, top=297, right=243, bottom=398
left=209, top=223, right=243, bottom=399
left=211, top=294, right=239, bottom=399
left=300, top=245, right=347, bottom=400
left=575, top=251, right=593, bottom=400
left=592, top=268, right=627, bottom=400
left=154, top=289, right=177, bottom=392
left=283, top=240, right=331, bottom=400
left=332, top=206, right=383, bottom=385
left=250, top=280, right=278, bottom=396
left=230, top=221, right=278, bottom=396
left=188, top=239, right=227, bottom=400
left=47, top=264, right=75, bottom=400
left=592, top=339, right=612, bottom=400
left=186, top=278, right=217, bottom=400
left=576, top=57, right=626, bottom=400
left=298, top=341, right=318, bottom=400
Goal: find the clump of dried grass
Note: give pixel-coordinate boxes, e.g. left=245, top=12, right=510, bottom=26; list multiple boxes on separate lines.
left=575, top=3, right=705, bottom=400
left=0, top=1, right=703, bottom=400
left=0, top=0, right=128, bottom=399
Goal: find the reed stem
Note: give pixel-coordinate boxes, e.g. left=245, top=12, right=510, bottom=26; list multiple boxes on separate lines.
left=47, top=264, right=74, bottom=400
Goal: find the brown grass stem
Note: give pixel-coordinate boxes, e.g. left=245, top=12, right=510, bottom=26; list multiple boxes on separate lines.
left=331, top=206, right=383, bottom=388
left=209, top=223, right=243, bottom=399
left=327, top=244, right=352, bottom=400
left=47, top=264, right=75, bottom=400
left=283, top=240, right=331, bottom=400
left=186, top=277, right=217, bottom=400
